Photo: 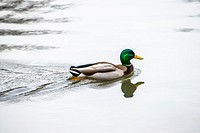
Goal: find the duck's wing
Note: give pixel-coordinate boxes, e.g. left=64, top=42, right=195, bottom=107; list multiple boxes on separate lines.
left=70, top=62, right=117, bottom=76
left=91, top=62, right=117, bottom=72
left=116, top=65, right=127, bottom=72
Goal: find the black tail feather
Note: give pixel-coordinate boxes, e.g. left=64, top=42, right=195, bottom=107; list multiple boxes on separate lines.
left=69, top=66, right=81, bottom=77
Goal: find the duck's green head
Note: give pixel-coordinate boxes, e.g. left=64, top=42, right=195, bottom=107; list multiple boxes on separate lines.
left=120, top=49, right=143, bottom=66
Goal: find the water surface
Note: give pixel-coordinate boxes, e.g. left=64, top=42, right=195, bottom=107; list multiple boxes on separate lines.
left=0, top=0, right=200, bottom=133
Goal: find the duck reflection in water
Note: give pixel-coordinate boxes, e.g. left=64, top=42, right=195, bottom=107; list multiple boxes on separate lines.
left=121, top=79, right=144, bottom=98
left=69, top=75, right=144, bottom=98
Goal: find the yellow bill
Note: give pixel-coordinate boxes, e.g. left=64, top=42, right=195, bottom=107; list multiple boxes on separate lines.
left=134, top=54, right=144, bottom=60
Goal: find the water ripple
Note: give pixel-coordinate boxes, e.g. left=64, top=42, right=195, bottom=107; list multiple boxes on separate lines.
left=0, top=29, right=64, bottom=36
left=0, top=14, right=72, bottom=24
left=0, top=61, right=69, bottom=102
left=0, top=44, right=57, bottom=52
left=0, top=14, right=42, bottom=24
left=176, top=28, right=200, bottom=32
left=0, top=0, right=51, bottom=12
left=185, top=0, right=200, bottom=2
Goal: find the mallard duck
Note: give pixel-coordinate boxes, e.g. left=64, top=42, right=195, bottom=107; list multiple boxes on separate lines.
left=69, top=49, right=143, bottom=81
